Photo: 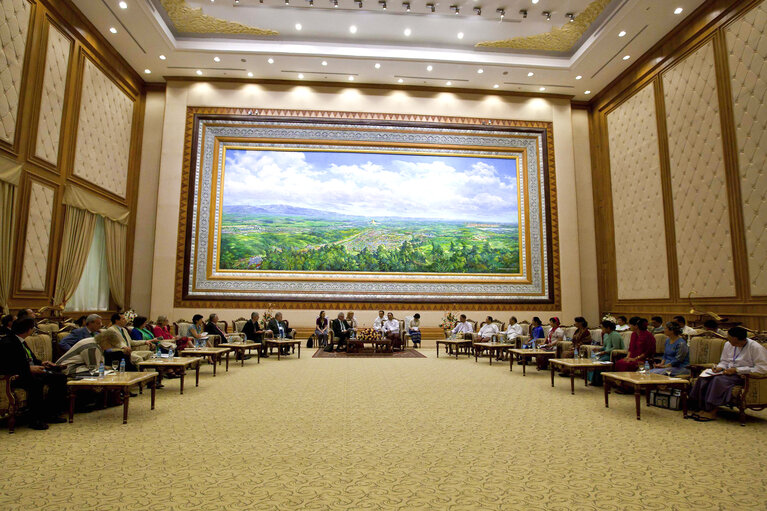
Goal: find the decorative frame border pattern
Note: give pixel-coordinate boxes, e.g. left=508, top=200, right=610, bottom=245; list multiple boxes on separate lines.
left=175, top=107, right=560, bottom=310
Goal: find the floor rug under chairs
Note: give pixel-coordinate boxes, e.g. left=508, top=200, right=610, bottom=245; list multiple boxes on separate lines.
left=312, top=347, right=426, bottom=358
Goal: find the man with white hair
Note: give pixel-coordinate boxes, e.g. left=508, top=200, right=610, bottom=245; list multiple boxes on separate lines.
left=59, top=314, right=102, bottom=352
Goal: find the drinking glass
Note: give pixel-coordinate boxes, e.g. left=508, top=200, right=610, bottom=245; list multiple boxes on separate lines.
left=111, top=360, right=119, bottom=373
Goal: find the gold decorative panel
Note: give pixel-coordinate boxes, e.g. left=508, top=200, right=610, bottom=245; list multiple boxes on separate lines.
left=663, top=41, right=736, bottom=298
left=726, top=1, right=767, bottom=296
left=606, top=84, right=670, bottom=300
left=476, top=0, right=609, bottom=51
left=159, top=0, right=277, bottom=36
left=20, top=181, right=54, bottom=291
left=0, top=0, right=31, bottom=144
left=34, top=23, right=71, bottom=165
left=73, top=58, right=134, bottom=198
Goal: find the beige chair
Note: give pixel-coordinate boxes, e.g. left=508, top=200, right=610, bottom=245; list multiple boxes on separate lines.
left=233, top=318, right=248, bottom=333
left=25, top=334, right=53, bottom=363
left=216, top=321, right=229, bottom=334
left=686, top=333, right=727, bottom=378
left=0, top=333, right=53, bottom=433
left=518, top=321, right=530, bottom=336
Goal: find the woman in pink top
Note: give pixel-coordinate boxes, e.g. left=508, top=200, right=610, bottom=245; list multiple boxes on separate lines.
left=614, top=317, right=656, bottom=371
left=537, top=317, right=564, bottom=369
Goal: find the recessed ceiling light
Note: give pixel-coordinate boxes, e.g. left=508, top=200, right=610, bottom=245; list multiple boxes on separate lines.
left=348, top=75, right=354, bottom=81
left=119, top=1, right=128, bottom=8
left=403, top=28, right=412, bottom=36
left=622, top=55, right=631, bottom=60
left=295, top=23, right=302, bottom=31
left=457, top=32, right=464, bottom=39
left=674, top=7, right=683, bottom=14
left=321, top=60, right=328, bottom=66
left=539, top=87, right=545, bottom=91
left=298, top=73, right=304, bottom=79
left=527, top=72, right=534, bottom=77
left=585, top=90, right=591, bottom=94
left=196, top=70, right=202, bottom=75
left=144, top=69, right=151, bottom=74
left=267, top=58, right=274, bottom=64
left=477, top=68, right=484, bottom=74
left=374, top=63, right=381, bottom=69
left=109, top=27, right=117, bottom=34
left=247, top=72, right=253, bottom=77
left=618, top=30, right=626, bottom=37
left=349, top=25, right=357, bottom=33
left=397, top=78, right=403, bottom=83
left=532, top=0, right=539, bottom=3
left=575, top=75, right=582, bottom=80
left=493, top=84, right=499, bottom=88
left=426, top=65, right=433, bottom=72
left=159, top=55, right=166, bottom=60
left=213, top=56, right=220, bottom=62
left=446, top=81, right=452, bottom=86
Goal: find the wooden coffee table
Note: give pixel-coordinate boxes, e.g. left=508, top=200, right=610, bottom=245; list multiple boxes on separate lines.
left=138, top=357, right=204, bottom=394
left=548, top=358, right=613, bottom=394
left=67, top=372, right=158, bottom=424
left=436, top=339, right=473, bottom=359
left=265, top=339, right=301, bottom=360
left=180, top=347, right=232, bottom=375
left=473, top=342, right=516, bottom=365
left=602, top=372, right=690, bottom=420
left=219, top=342, right=262, bottom=366
left=509, top=349, right=557, bottom=375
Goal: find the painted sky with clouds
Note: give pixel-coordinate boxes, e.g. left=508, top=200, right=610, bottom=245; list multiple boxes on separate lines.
left=223, top=149, right=518, bottom=223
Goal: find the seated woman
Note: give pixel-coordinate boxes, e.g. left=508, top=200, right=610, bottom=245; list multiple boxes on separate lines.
left=152, top=315, right=186, bottom=351
left=130, top=316, right=155, bottom=342
left=537, top=317, right=564, bottom=369
left=476, top=316, right=500, bottom=342
left=649, top=322, right=690, bottom=376
left=614, top=317, right=655, bottom=371
left=588, top=320, right=625, bottom=385
left=529, top=317, right=544, bottom=347
left=615, top=316, right=629, bottom=332
left=562, top=317, right=591, bottom=358
left=56, top=330, right=122, bottom=376
left=187, top=314, right=209, bottom=347
left=690, top=327, right=767, bottom=422
left=315, top=311, right=329, bottom=348
left=408, top=314, right=422, bottom=349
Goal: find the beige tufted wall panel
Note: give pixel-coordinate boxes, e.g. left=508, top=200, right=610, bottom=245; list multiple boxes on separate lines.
left=663, top=41, right=736, bottom=297
left=0, top=0, right=31, bottom=144
left=726, top=1, right=767, bottom=296
left=34, top=24, right=71, bottom=165
left=606, top=84, right=670, bottom=300
left=73, top=59, right=134, bottom=198
left=20, top=181, right=54, bottom=290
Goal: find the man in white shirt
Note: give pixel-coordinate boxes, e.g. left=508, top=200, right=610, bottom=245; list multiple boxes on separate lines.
left=451, top=315, right=474, bottom=338
left=673, top=315, right=696, bottom=337
left=690, top=326, right=767, bottom=421
left=373, top=310, right=385, bottom=331
left=383, top=313, right=402, bottom=350
left=477, top=317, right=500, bottom=342
left=504, top=316, right=523, bottom=342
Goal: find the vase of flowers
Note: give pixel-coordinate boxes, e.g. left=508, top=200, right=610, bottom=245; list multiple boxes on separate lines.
left=439, top=311, right=459, bottom=338
left=261, top=304, right=275, bottom=329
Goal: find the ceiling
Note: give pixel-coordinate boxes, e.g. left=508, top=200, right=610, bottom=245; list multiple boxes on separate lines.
left=71, top=0, right=706, bottom=100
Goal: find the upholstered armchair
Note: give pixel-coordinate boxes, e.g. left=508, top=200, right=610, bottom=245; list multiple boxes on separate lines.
left=25, top=334, right=53, bottom=362
left=685, top=333, right=727, bottom=377
left=0, top=375, right=26, bottom=433
left=730, top=374, right=767, bottom=426
left=233, top=318, right=248, bottom=333
left=518, top=321, right=530, bottom=336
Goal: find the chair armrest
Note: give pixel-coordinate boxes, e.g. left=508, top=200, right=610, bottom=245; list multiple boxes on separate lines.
left=1, top=374, right=21, bottom=410
left=690, top=363, right=715, bottom=378
left=611, top=350, right=628, bottom=362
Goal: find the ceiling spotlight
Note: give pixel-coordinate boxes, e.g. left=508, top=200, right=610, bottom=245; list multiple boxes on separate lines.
left=446, top=81, right=452, bottom=86
left=623, top=55, right=631, bottom=60
left=457, top=32, right=464, bottom=39
left=196, top=69, right=202, bottom=75
left=159, top=54, right=166, bottom=60
left=247, top=72, right=254, bottom=77
left=493, top=84, right=499, bottom=88
left=321, top=60, right=328, bottom=66
left=144, top=69, right=151, bottom=74
left=674, top=7, right=683, bottom=14
left=397, top=78, right=403, bottom=83
left=267, top=57, right=274, bottom=64
left=119, top=1, right=128, bottom=8
left=348, top=75, right=354, bottom=81
left=109, top=27, right=117, bottom=34
left=375, top=62, right=381, bottom=69
left=477, top=68, right=483, bottom=74
left=543, top=11, right=551, bottom=21
left=213, top=56, right=221, bottom=62
left=426, top=2, right=435, bottom=12
left=496, top=8, right=505, bottom=20
left=427, top=65, right=433, bottom=71
left=298, top=73, right=304, bottom=79
left=379, top=0, right=386, bottom=9
left=403, top=2, right=410, bottom=11
left=451, top=5, right=459, bottom=14
left=519, top=9, right=527, bottom=18
left=234, top=0, right=239, bottom=3
left=473, top=6, right=481, bottom=15
left=532, top=0, right=539, bottom=4
left=618, top=30, right=626, bottom=37
left=539, top=87, right=545, bottom=91
left=295, top=23, right=302, bottom=30
left=403, top=27, right=411, bottom=36
left=566, top=12, right=575, bottom=22
left=575, top=75, right=582, bottom=80
left=584, top=90, right=591, bottom=94
left=349, top=25, right=357, bottom=33
left=527, top=71, right=534, bottom=77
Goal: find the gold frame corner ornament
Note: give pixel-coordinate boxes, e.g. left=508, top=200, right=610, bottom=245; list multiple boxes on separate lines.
left=159, top=0, right=279, bottom=36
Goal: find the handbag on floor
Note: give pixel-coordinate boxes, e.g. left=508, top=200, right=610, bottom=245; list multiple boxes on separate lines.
left=307, top=335, right=314, bottom=349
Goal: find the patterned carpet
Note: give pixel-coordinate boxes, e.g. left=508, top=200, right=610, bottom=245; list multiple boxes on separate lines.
left=2, top=350, right=766, bottom=510
left=313, top=347, right=426, bottom=358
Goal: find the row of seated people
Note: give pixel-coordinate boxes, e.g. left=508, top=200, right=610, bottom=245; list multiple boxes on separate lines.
left=315, top=310, right=411, bottom=352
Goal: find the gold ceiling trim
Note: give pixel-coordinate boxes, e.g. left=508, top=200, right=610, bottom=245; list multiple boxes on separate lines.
left=159, top=0, right=279, bottom=36
left=475, top=0, right=610, bottom=51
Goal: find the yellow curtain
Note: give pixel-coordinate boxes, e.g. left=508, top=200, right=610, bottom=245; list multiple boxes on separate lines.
left=53, top=206, right=97, bottom=308
left=0, top=181, right=16, bottom=314
left=104, top=218, right=127, bottom=309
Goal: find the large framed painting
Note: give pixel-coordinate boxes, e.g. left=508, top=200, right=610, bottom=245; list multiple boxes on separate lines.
left=176, top=108, right=560, bottom=310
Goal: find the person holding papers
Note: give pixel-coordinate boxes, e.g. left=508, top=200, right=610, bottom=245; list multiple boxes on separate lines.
left=690, top=327, right=767, bottom=422
left=408, top=314, right=422, bottom=349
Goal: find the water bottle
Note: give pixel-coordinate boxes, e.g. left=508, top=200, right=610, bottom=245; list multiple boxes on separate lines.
left=156, top=345, right=161, bottom=358
left=168, top=346, right=175, bottom=360
left=591, top=350, right=598, bottom=362
left=119, top=359, right=126, bottom=374
left=98, top=361, right=105, bottom=379
left=574, top=347, right=580, bottom=360
left=642, top=360, right=650, bottom=374
left=531, top=339, right=536, bottom=350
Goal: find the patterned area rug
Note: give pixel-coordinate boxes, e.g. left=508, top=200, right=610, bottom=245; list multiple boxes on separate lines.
left=313, top=347, right=426, bottom=358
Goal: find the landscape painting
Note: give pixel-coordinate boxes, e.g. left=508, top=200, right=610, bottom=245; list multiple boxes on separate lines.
left=217, top=148, right=521, bottom=274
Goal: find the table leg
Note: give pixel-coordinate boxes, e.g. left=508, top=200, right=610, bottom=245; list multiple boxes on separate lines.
left=212, top=355, right=217, bottom=376
left=550, top=363, right=555, bottom=387
left=474, top=346, right=478, bottom=363
left=681, top=386, right=688, bottom=418
left=298, top=343, right=301, bottom=359
left=646, top=388, right=651, bottom=406
left=257, top=347, right=260, bottom=364
left=68, top=388, right=76, bottom=423
left=195, top=362, right=200, bottom=386
left=522, top=356, right=527, bottom=376
left=584, top=369, right=589, bottom=387
left=634, top=385, right=642, bottom=420
left=150, top=378, right=156, bottom=410
left=225, top=351, right=230, bottom=371
left=277, top=344, right=281, bottom=361
left=436, top=342, right=439, bottom=358
left=570, top=370, right=575, bottom=395
left=489, top=349, right=492, bottom=365
left=241, top=349, right=245, bottom=367
left=180, top=369, right=185, bottom=395
left=604, top=379, right=610, bottom=408
left=122, top=389, right=130, bottom=424
left=510, top=354, right=513, bottom=372
left=455, top=345, right=459, bottom=359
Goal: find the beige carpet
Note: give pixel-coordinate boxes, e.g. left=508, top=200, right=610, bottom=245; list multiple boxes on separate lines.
left=2, top=350, right=766, bottom=510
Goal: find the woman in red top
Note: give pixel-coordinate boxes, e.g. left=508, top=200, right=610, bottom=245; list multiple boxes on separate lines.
left=152, top=315, right=191, bottom=351
left=614, top=317, right=656, bottom=371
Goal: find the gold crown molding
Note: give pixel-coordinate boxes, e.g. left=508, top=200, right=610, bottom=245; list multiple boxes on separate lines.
left=475, top=0, right=610, bottom=51
left=159, top=0, right=278, bottom=36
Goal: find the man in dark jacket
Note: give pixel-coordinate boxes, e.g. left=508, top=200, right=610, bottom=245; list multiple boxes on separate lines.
left=329, top=313, right=351, bottom=352
left=0, top=318, right=67, bottom=430
left=267, top=312, right=293, bottom=355
left=241, top=312, right=268, bottom=358
left=59, top=314, right=102, bottom=352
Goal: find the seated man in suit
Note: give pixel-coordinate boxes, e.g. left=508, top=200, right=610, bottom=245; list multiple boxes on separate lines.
left=267, top=312, right=293, bottom=355
left=15, top=308, right=36, bottom=321
left=383, top=312, right=402, bottom=350
left=59, top=314, right=102, bottom=352
left=108, top=312, right=153, bottom=370
left=0, top=318, right=68, bottom=430
left=329, top=312, right=351, bottom=352
left=0, top=314, right=13, bottom=337
left=241, top=311, right=268, bottom=358
left=205, top=314, right=228, bottom=345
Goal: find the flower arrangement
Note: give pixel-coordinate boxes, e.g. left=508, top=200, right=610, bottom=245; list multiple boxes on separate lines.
left=123, top=309, right=137, bottom=323
left=601, top=312, right=617, bottom=324
left=261, top=304, right=275, bottom=328
left=357, top=328, right=381, bottom=342
left=439, top=311, right=459, bottom=330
